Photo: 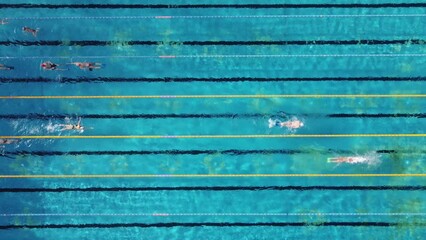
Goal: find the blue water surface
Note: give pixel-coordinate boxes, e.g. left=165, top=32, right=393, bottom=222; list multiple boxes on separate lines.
left=0, top=0, right=425, bottom=239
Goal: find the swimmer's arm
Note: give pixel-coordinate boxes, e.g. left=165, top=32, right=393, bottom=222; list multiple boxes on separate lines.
left=59, top=125, right=72, bottom=130
left=89, top=64, right=102, bottom=69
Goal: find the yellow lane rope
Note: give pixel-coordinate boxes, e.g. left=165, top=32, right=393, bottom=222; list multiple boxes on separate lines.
left=0, top=94, right=425, bottom=99
left=0, top=174, right=425, bottom=178
left=1, top=134, right=425, bottom=139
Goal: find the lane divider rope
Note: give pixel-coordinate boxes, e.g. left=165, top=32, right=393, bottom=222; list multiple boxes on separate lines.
left=0, top=134, right=426, bottom=139
left=0, top=174, right=424, bottom=178
left=1, top=212, right=425, bottom=217
left=0, top=94, right=425, bottom=99
left=5, top=14, right=426, bottom=20
left=1, top=54, right=426, bottom=60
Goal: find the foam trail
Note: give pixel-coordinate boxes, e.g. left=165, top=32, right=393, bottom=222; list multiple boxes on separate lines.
left=364, top=151, right=382, bottom=167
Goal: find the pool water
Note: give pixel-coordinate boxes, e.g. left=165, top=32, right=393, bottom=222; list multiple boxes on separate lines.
left=0, top=1, right=425, bottom=239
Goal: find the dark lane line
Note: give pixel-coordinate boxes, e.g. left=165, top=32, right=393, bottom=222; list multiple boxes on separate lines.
left=328, top=113, right=426, bottom=118
left=1, top=39, right=424, bottom=47
left=2, top=149, right=423, bottom=157
left=0, top=222, right=423, bottom=229
left=5, top=149, right=303, bottom=156
left=0, top=186, right=424, bottom=193
left=1, top=77, right=425, bottom=83
left=1, top=3, right=426, bottom=9
left=0, top=113, right=424, bottom=120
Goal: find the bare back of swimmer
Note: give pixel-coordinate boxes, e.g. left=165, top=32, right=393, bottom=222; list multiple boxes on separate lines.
left=269, top=118, right=304, bottom=130
left=41, top=61, right=67, bottom=71
left=68, top=62, right=102, bottom=71
left=22, top=26, right=39, bottom=37
left=279, top=120, right=304, bottom=129
left=59, top=117, right=84, bottom=131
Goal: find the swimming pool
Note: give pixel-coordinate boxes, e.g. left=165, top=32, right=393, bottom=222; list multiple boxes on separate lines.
left=0, top=1, right=425, bottom=239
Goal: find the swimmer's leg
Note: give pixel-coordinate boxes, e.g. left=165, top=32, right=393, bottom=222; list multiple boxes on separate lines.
left=268, top=118, right=280, bottom=128
left=55, top=64, right=69, bottom=71
left=59, top=126, right=71, bottom=131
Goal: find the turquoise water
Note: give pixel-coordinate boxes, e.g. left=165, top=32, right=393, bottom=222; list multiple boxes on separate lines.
left=0, top=1, right=426, bottom=239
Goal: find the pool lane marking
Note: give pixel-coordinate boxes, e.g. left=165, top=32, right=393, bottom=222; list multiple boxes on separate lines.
left=2, top=76, right=426, bottom=83
left=0, top=94, right=425, bottom=99
left=1, top=54, right=426, bottom=60
left=3, top=3, right=426, bottom=9
left=5, top=14, right=426, bottom=21
left=0, top=113, right=425, bottom=119
left=2, top=186, right=425, bottom=192
left=1, top=222, right=423, bottom=228
left=0, top=222, right=424, bottom=229
left=0, top=174, right=425, bottom=178
left=2, top=149, right=424, bottom=157
left=0, top=134, right=426, bottom=139
left=1, top=212, right=425, bottom=217
left=2, top=39, right=426, bottom=47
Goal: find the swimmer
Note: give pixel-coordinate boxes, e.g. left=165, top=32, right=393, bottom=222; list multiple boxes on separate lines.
left=327, top=156, right=368, bottom=164
left=0, top=64, right=13, bottom=70
left=22, top=26, right=39, bottom=37
left=41, top=61, right=67, bottom=71
left=59, top=117, right=84, bottom=132
left=0, top=139, right=18, bottom=145
left=0, top=19, right=8, bottom=25
left=268, top=118, right=304, bottom=130
left=68, top=62, right=102, bottom=71
left=328, top=152, right=381, bottom=167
